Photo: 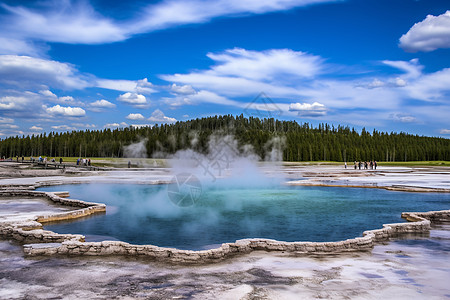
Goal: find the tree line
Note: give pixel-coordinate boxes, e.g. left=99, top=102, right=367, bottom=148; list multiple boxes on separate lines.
left=1, top=114, right=449, bottom=162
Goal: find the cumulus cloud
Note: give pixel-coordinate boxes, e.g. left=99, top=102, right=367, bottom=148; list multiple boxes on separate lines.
left=104, top=122, right=128, bottom=128
left=45, top=105, right=86, bottom=117
left=170, top=83, right=196, bottom=95
left=117, top=92, right=148, bottom=107
left=400, top=11, right=450, bottom=52
left=58, top=96, right=75, bottom=103
left=440, top=129, right=450, bottom=135
left=148, top=109, right=177, bottom=123
left=39, top=89, right=57, bottom=98
left=72, top=123, right=96, bottom=128
left=289, top=101, right=327, bottom=117
left=136, top=78, right=156, bottom=94
left=394, top=77, right=407, bottom=87
left=90, top=99, right=116, bottom=108
left=126, top=113, right=145, bottom=120
left=51, top=125, right=76, bottom=131
left=30, top=125, right=43, bottom=131
left=389, top=113, right=417, bottom=123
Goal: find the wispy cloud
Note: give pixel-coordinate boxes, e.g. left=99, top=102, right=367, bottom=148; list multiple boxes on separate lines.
left=0, top=55, right=90, bottom=90
left=0, top=0, right=338, bottom=54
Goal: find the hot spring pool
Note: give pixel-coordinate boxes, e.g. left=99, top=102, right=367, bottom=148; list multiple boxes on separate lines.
left=39, top=184, right=450, bottom=250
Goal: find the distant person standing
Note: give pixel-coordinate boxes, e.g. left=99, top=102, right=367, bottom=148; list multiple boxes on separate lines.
left=354, top=161, right=357, bottom=169
left=374, top=161, right=377, bottom=169
left=21, top=156, right=24, bottom=163
left=128, top=161, right=131, bottom=168
left=344, top=162, right=347, bottom=169
left=59, top=157, right=63, bottom=164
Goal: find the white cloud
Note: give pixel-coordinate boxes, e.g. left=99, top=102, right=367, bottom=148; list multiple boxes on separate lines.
left=136, top=78, right=156, bottom=94
left=400, top=11, right=450, bottom=52
left=0, top=37, right=42, bottom=56
left=96, top=79, right=140, bottom=92
left=104, top=122, right=128, bottom=128
left=0, top=117, right=14, bottom=123
left=51, top=125, right=76, bottom=131
left=148, top=109, right=177, bottom=123
left=389, top=113, right=417, bottom=123
left=394, top=77, right=407, bottom=87
left=382, top=59, right=423, bottom=79
left=72, top=123, right=96, bottom=128
left=0, top=0, right=337, bottom=56
left=117, top=92, right=148, bottom=107
left=30, top=125, right=43, bottom=131
left=90, top=99, right=116, bottom=108
left=0, top=95, right=32, bottom=110
left=39, top=89, right=57, bottom=98
left=162, top=48, right=323, bottom=97
left=104, top=123, right=120, bottom=128
left=45, top=105, right=86, bottom=117
left=0, top=124, right=19, bottom=129
left=1, top=1, right=126, bottom=45
left=208, top=48, right=322, bottom=80
left=367, top=78, right=385, bottom=88
left=289, top=101, right=327, bottom=117
left=0, top=55, right=90, bottom=89
left=58, top=96, right=75, bottom=103
left=97, top=78, right=156, bottom=94
left=134, top=0, right=336, bottom=36
left=170, top=83, right=196, bottom=95
left=440, top=129, right=450, bottom=135
left=126, top=113, right=145, bottom=120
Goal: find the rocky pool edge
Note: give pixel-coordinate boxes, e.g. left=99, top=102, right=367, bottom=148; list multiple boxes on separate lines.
left=1, top=189, right=449, bottom=264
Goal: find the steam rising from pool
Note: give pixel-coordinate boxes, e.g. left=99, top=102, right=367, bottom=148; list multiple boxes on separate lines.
left=41, top=135, right=450, bottom=250
left=42, top=183, right=450, bottom=250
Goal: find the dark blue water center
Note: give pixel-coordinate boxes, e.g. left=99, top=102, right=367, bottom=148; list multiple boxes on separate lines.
left=39, top=184, right=450, bottom=250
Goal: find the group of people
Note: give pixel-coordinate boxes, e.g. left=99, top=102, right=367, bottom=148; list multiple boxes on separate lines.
left=77, top=158, right=91, bottom=166
left=346, top=160, right=377, bottom=170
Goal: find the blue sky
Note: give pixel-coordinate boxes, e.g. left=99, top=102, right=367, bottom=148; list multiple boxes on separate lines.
left=0, top=0, right=450, bottom=137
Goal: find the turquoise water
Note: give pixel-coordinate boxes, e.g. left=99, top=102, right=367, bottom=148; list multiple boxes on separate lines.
left=40, top=184, right=450, bottom=250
